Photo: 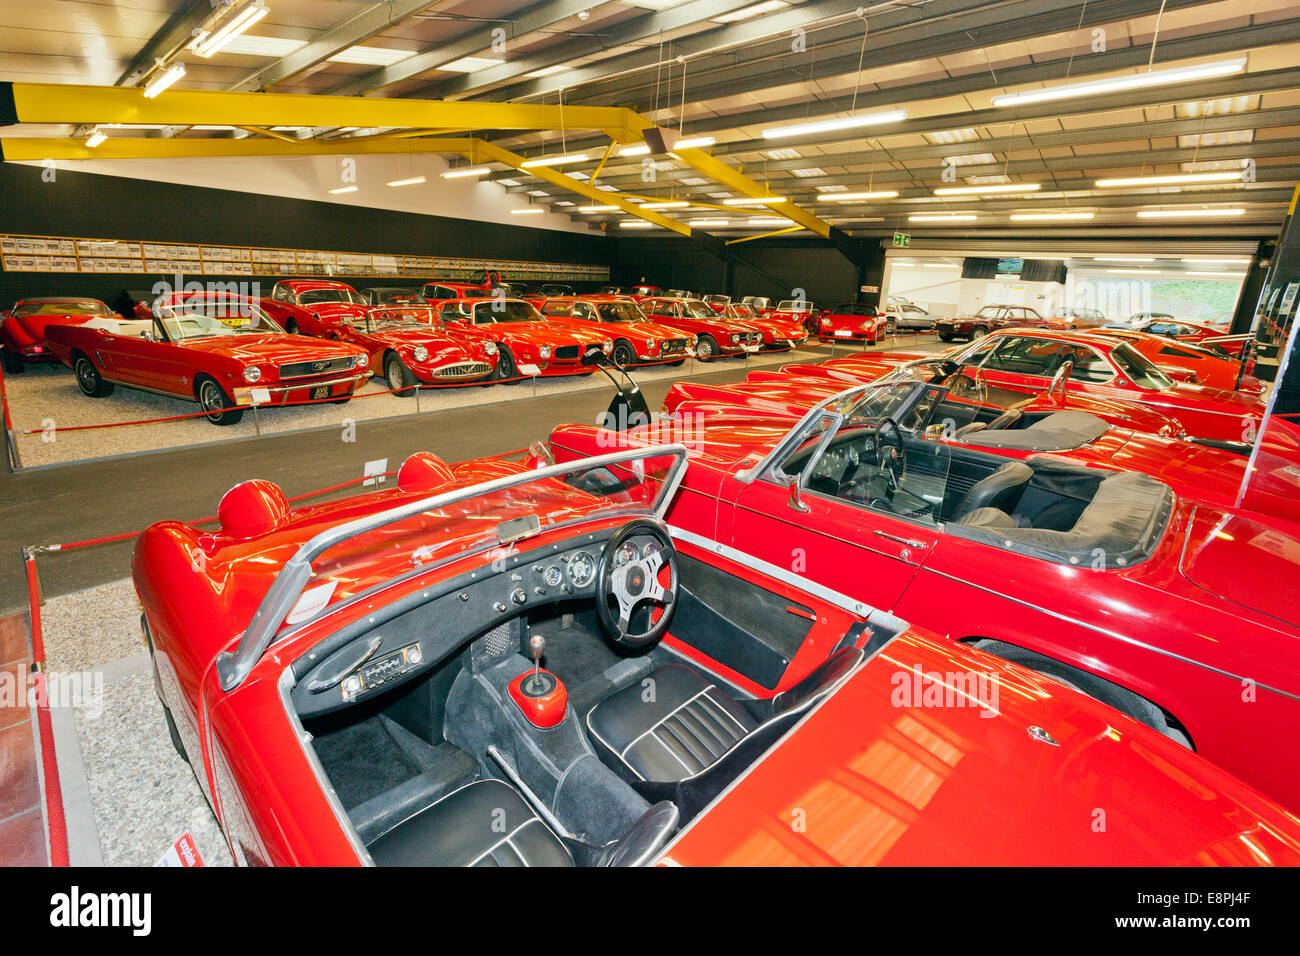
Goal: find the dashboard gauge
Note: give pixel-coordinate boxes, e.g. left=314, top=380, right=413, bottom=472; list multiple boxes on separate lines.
left=615, top=542, right=638, bottom=567
left=543, top=565, right=563, bottom=588
left=568, top=551, right=596, bottom=588
left=642, top=541, right=661, bottom=560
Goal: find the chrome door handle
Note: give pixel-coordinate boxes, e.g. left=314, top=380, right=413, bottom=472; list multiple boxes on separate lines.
left=873, top=531, right=928, bottom=549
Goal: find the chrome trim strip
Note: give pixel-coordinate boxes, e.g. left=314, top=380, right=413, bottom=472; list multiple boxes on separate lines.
left=255, top=372, right=369, bottom=395
left=277, top=667, right=373, bottom=865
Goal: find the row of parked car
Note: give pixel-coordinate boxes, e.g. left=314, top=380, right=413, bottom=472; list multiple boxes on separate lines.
left=0, top=278, right=823, bottom=426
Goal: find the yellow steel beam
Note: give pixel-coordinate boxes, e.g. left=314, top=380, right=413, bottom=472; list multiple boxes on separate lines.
left=0, top=136, right=481, bottom=161
left=670, top=146, right=833, bottom=239
left=2, top=82, right=642, bottom=136
left=725, top=226, right=804, bottom=244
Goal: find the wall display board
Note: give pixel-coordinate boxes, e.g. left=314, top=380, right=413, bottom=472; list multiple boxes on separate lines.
left=0, top=234, right=610, bottom=283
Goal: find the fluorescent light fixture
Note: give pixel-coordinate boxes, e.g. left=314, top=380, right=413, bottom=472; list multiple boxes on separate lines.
left=329, top=46, right=414, bottom=67
left=386, top=176, right=426, bottom=187
left=619, top=221, right=656, bottom=229
left=143, top=63, right=186, bottom=98
left=578, top=205, right=620, bottom=213
left=763, top=109, right=906, bottom=140
left=1182, top=257, right=1251, bottom=263
left=442, top=166, right=491, bottom=179
left=1093, top=256, right=1155, bottom=262
left=935, top=183, right=1041, bottom=196
left=1095, top=171, right=1244, bottom=187
left=722, top=196, right=786, bottom=206
left=84, top=128, right=107, bottom=148
left=498, top=178, right=521, bottom=186
left=991, top=58, right=1247, bottom=107
left=817, top=190, right=898, bottom=202
left=640, top=201, right=690, bottom=210
left=923, top=263, right=961, bottom=269
left=220, top=35, right=305, bottom=57
left=328, top=186, right=358, bottom=195
left=689, top=219, right=730, bottom=227
left=520, top=153, right=588, bottom=168
left=618, top=136, right=716, bottom=156
left=1137, top=208, right=1246, bottom=218
left=909, top=213, right=977, bottom=222
left=441, top=56, right=505, bottom=73
left=1107, top=269, right=1163, bottom=275
left=713, top=1, right=789, bottom=23
left=749, top=218, right=794, bottom=226
left=190, top=1, right=269, bottom=58
left=1187, top=271, right=1246, bottom=277
left=511, top=207, right=545, bottom=215
left=525, top=65, right=570, bottom=78
left=1009, top=211, right=1095, bottom=221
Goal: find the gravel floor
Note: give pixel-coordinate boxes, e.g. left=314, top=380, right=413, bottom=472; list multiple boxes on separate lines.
left=7, top=348, right=815, bottom=468
left=42, top=579, right=233, bottom=867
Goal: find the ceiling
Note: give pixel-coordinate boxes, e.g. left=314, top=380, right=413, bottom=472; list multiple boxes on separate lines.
left=2, top=0, right=1297, bottom=242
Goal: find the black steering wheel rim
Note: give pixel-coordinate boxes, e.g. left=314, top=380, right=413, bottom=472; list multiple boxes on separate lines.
left=595, top=520, right=679, bottom=648
left=875, top=416, right=906, bottom=491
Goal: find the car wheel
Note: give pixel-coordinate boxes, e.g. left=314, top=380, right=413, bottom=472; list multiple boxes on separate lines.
left=938, top=333, right=954, bottom=342
left=385, top=352, right=416, bottom=397
left=696, top=335, right=719, bottom=361
left=2, top=350, right=23, bottom=374
left=73, top=354, right=114, bottom=397
left=885, top=320, right=896, bottom=335
left=492, top=344, right=523, bottom=385
left=970, top=325, right=989, bottom=340
left=970, top=639, right=1190, bottom=747
left=611, top=340, right=637, bottom=368
left=196, top=376, right=243, bottom=426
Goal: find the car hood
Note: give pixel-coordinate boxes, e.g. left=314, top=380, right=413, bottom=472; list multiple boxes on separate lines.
left=177, top=334, right=365, bottom=364
left=1161, top=382, right=1269, bottom=413
left=301, top=302, right=370, bottom=321
left=480, top=321, right=586, bottom=345
left=662, top=629, right=1300, bottom=865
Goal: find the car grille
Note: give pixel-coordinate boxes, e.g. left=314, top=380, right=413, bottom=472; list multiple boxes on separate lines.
left=435, top=362, right=491, bottom=379
left=554, top=345, right=580, bottom=360
left=744, top=331, right=761, bottom=345
left=662, top=338, right=688, bottom=353
left=278, top=356, right=354, bottom=379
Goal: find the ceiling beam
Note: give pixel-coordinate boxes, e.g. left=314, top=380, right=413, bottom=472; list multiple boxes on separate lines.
left=115, top=0, right=213, bottom=87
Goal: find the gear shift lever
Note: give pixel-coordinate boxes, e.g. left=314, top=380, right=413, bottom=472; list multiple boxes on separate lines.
left=510, top=632, right=567, bottom=728
left=528, top=634, right=545, bottom=691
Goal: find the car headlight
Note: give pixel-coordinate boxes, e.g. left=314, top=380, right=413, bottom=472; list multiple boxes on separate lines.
left=352, top=353, right=366, bottom=368
left=412, top=345, right=429, bottom=363
left=602, top=339, right=613, bottom=352
left=645, top=338, right=656, bottom=351
left=243, top=366, right=261, bottom=383
left=539, top=345, right=552, bottom=359
left=484, top=342, right=498, bottom=356
left=821, top=318, right=832, bottom=326
left=730, top=334, right=740, bottom=344
left=691, top=335, right=698, bottom=346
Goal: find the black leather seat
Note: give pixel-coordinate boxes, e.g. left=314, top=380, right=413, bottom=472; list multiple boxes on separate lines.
left=586, top=648, right=863, bottom=817
left=366, top=778, right=573, bottom=867
left=951, top=460, right=1032, bottom=522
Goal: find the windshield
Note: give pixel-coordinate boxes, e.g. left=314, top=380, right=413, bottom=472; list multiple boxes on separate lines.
left=728, top=305, right=756, bottom=317
left=832, top=304, right=875, bottom=316
left=471, top=300, right=542, bottom=324
left=1110, top=343, right=1173, bottom=389
left=299, top=288, right=365, bottom=306
left=364, top=306, right=439, bottom=332
left=15, top=299, right=113, bottom=317
left=975, top=306, right=1006, bottom=318
left=595, top=301, right=646, bottom=323
left=682, top=300, right=714, bottom=318
left=158, top=298, right=285, bottom=340
left=742, top=296, right=770, bottom=308
left=704, top=295, right=728, bottom=303
left=373, top=290, right=423, bottom=305
left=778, top=300, right=812, bottom=311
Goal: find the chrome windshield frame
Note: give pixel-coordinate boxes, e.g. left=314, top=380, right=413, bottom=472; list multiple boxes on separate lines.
left=215, top=443, right=689, bottom=691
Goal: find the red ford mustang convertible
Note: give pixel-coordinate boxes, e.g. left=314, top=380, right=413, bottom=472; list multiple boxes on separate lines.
left=551, top=379, right=1300, bottom=811
left=44, top=293, right=371, bottom=425
left=133, top=444, right=1300, bottom=865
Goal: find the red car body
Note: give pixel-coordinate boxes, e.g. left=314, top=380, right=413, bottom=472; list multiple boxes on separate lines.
left=550, top=378, right=1300, bottom=811
left=331, top=304, right=499, bottom=391
left=701, top=294, right=731, bottom=313
left=133, top=444, right=1300, bottom=865
left=624, top=285, right=663, bottom=302
left=1089, top=328, right=1264, bottom=392
left=536, top=296, right=693, bottom=366
left=44, top=293, right=371, bottom=425
left=434, top=297, right=611, bottom=379
left=767, top=299, right=817, bottom=334
left=734, top=306, right=810, bottom=351
left=1124, top=316, right=1229, bottom=342
left=259, top=279, right=376, bottom=337
left=816, top=303, right=886, bottom=345
left=638, top=296, right=764, bottom=361
left=933, top=305, right=1052, bottom=340
left=1, top=296, right=120, bottom=371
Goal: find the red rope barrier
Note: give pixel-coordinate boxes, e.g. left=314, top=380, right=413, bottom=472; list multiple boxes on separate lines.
left=25, top=554, right=70, bottom=867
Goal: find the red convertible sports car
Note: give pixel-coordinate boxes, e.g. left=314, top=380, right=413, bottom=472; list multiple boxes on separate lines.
left=550, top=377, right=1300, bottom=811
left=133, top=443, right=1300, bottom=865
left=536, top=296, right=693, bottom=367
left=816, top=303, right=886, bottom=345
left=331, top=304, right=499, bottom=393
left=638, top=296, right=764, bottom=360
left=1, top=296, right=120, bottom=372
left=435, top=297, right=611, bottom=380
left=44, top=293, right=371, bottom=425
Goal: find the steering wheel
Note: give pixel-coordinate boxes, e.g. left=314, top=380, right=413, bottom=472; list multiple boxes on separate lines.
left=875, top=417, right=906, bottom=492
left=596, top=521, right=679, bottom=648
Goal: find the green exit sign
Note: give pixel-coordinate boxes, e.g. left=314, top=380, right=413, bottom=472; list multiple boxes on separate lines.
left=893, top=232, right=911, bottom=247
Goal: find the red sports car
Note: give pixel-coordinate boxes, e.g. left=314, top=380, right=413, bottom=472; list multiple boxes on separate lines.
left=1121, top=316, right=1229, bottom=342
left=132, top=444, right=1300, bottom=865
left=933, top=304, right=1052, bottom=341
left=736, top=307, right=810, bottom=351
left=2, top=296, right=120, bottom=372
left=536, top=296, right=693, bottom=367
left=1089, top=328, right=1263, bottom=393
left=550, top=378, right=1300, bottom=811
left=259, top=278, right=379, bottom=338
left=701, top=294, right=731, bottom=313
left=624, top=285, right=663, bottom=302
left=638, top=296, right=763, bottom=360
left=767, top=298, right=817, bottom=334
left=816, top=303, right=886, bottom=345
left=435, top=297, right=611, bottom=380
left=44, top=293, right=371, bottom=425
left=332, top=304, right=499, bottom=393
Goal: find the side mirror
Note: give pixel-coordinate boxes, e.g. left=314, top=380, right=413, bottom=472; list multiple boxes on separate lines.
left=787, top=479, right=810, bottom=513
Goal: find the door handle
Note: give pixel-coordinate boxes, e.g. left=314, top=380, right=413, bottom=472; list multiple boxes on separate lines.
left=873, top=530, right=928, bottom=550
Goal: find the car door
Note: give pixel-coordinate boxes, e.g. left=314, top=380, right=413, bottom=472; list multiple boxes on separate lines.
left=722, top=408, right=943, bottom=612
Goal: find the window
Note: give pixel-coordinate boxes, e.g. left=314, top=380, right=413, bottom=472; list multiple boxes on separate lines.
left=1110, top=344, right=1173, bottom=390
left=541, top=302, right=571, bottom=316
left=1054, top=344, right=1113, bottom=383
left=572, top=302, right=597, bottom=320
left=982, top=336, right=1062, bottom=377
